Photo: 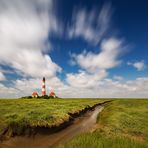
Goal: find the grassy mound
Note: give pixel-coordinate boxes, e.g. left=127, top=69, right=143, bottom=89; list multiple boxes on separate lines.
left=0, top=98, right=106, bottom=139
left=62, top=99, right=148, bottom=148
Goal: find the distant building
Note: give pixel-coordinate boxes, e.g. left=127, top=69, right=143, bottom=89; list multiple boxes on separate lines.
left=49, top=90, right=56, bottom=98
left=32, top=92, right=38, bottom=98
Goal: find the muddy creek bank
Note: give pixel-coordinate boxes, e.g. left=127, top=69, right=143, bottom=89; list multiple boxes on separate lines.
left=0, top=106, right=104, bottom=148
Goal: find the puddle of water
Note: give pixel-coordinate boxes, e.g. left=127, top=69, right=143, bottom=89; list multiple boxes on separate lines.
left=0, top=106, right=104, bottom=148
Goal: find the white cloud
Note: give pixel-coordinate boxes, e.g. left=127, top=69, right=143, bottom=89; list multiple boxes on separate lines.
left=0, top=72, right=6, bottom=81
left=65, top=37, right=130, bottom=97
left=0, top=83, right=18, bottom=98
left=66, top=70, right=107, bottom=88
left=71, top=38, right=124, bottom=73
left=65, top=77, right=148, bottom=98
left=8, top=50, right=61, bottom=78
left=68, top=3, right=112, bottom=45
left=0, top=0, right=62, bottom=78
left=128, top=60, right=145, bottom=71
left=113, top=75, right=123, bottom=81
left=0, top=76, right=148, bottom=98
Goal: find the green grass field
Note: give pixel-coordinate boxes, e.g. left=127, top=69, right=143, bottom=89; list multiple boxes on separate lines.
left=62, top=99, right=148, bottom=148
left=0, top=98, right=106, bottom=138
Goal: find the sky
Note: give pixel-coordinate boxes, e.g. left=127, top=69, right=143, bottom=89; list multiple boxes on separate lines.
left=0, top=0, right=148, bottom=98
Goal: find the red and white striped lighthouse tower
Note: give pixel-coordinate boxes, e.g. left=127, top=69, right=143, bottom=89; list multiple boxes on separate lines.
left=42, top=77, right=46, bottom=96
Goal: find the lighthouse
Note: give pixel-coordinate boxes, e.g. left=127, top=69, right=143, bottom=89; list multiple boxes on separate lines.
left=42, top=77, right=46, bottom=96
